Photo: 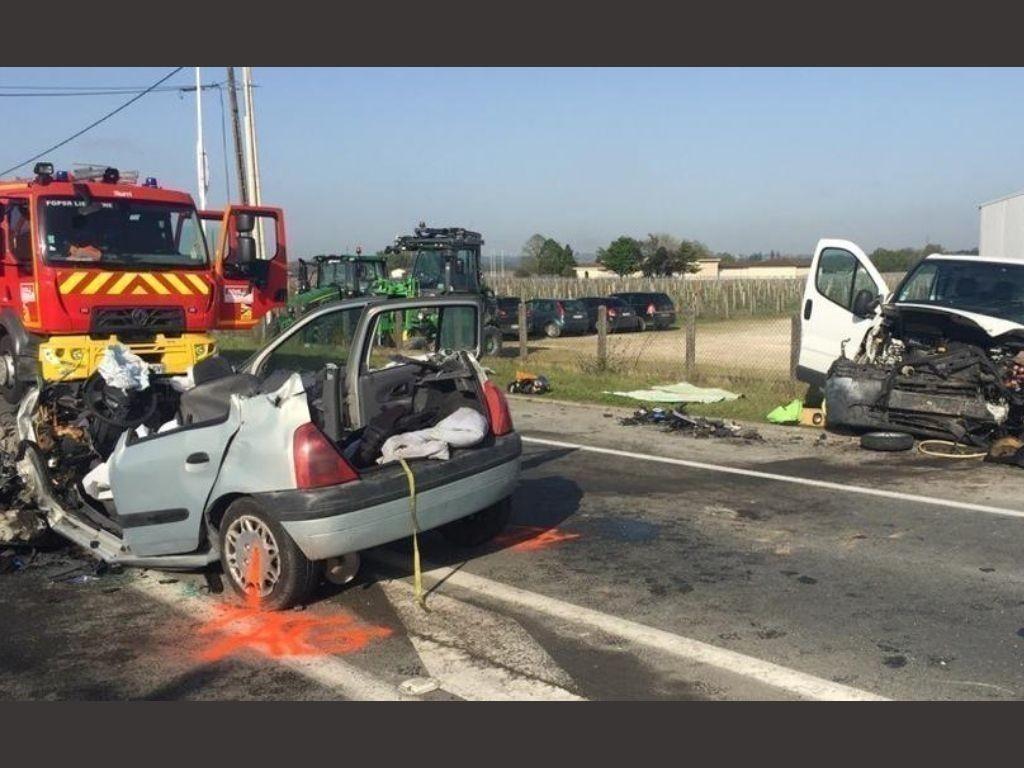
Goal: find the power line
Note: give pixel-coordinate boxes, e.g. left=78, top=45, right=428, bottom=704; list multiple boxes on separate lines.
left=0, top=67, right=185, bottom=177
left=0, top=83, right=222, bottom=98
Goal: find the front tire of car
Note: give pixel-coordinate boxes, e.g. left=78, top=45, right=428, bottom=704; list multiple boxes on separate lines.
left=439, top=497, right=512, bottom=548
left=219, top=497, right=318, bottom=611
left=544, top=322, right=561, bottom=338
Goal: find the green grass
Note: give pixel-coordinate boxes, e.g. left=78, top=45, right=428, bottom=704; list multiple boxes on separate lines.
left=213, top=330, right=802, bottom=424
left=486, top=357, right=802, bottom=423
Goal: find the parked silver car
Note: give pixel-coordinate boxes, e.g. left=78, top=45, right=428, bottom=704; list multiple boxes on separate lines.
left=17, top=296, right=521, bottom=609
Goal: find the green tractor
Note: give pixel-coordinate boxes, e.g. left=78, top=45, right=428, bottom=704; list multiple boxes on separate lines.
left=274, top=252, right=392, bottom=333
left=384, top=224, right=503, bottom=357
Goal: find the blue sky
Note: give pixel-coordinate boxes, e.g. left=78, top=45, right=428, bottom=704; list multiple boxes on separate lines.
left=3, top=67, right=1022, bottom=259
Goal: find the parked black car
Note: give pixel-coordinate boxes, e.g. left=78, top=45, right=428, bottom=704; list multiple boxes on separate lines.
left=526, top=298, right=591, bottom=338
left=610, top=292, right=677, bottom=330
left=577, top=296, right=642, bottom=332
left=495, top=296, right=530, bottom=337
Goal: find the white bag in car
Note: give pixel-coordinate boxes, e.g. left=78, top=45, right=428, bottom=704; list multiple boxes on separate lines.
left=377, top=407, right=489, bottom=464
left=428, top=407, right=488, bottom=447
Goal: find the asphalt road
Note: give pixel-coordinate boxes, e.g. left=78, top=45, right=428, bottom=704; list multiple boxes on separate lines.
left=2, top=398, right=1024, bottom=700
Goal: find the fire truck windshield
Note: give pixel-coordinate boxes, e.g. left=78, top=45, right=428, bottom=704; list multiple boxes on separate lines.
left=39, top=197, right=209, bottom=268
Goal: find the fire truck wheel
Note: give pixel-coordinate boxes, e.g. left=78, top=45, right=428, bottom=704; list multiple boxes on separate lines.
left=0, top=336, right=24, bottom=405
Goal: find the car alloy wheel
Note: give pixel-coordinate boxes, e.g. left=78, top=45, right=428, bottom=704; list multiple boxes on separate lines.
left=224, top=514, right=283, bottom=598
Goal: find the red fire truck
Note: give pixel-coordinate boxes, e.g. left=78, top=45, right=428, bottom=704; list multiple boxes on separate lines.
left=0, top=162, right=287, bottom=403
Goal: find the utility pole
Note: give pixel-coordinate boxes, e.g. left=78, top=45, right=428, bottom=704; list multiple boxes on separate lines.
left=194, top=66, right=209, bottom=211
left=226, top=67, right=248, bottom=204
left=241, top=66, right=265, bottom=258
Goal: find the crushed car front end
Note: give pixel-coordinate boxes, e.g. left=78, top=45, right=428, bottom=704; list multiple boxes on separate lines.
left=824, top=257, right=1024, bottom=447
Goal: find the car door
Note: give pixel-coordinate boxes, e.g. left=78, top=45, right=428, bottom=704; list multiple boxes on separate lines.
left=346, top=297, right=483, bottom=428
left=798, top=239, right=888, bottom=385
left=108, top=409, right=242, bottom=557
left=201, top=205, right=288, bottom=330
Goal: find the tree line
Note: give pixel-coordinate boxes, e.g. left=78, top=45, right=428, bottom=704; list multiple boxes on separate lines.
left=867, top=243, right=977, bottom=272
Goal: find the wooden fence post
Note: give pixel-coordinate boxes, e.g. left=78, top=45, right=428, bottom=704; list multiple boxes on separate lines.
left=518, top=299, right=528, bottom=362
left=685, top=312, right=696, bottom=381
left=596, top=305, right=608, bottom=370
left=790, top=313, right=801, bottom=381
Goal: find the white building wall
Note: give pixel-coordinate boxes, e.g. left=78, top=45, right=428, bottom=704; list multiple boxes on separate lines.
left=980, top=192, right=1024, bottom=260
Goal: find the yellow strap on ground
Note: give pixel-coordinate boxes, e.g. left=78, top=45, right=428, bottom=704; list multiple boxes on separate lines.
left=397, top=458, right=427, bottom=611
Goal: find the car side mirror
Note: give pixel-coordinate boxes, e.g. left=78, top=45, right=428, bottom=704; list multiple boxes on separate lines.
left=235, top=212, right=255, bottom=234
left=236, top=234, right=256, bottom=265
left=852, top=288, right=879, bottom=318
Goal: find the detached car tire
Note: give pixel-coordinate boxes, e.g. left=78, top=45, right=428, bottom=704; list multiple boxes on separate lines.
left=860, top=431, right=914, bottom=452
left=219, top=497, right=318, bottom=610
left=439, top=497, right=512, bottom=548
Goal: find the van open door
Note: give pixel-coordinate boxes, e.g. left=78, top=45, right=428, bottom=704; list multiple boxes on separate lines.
left=202, top=206, right=288, bottom=329
left=797, top=239, right=888, bottom=390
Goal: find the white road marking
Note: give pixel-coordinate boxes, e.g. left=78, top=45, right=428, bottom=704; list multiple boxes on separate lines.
left=372, top=552, right=887, bottom=701
left=381, top=579, right=582, bottom=701
left=523, top=436, right=1024, bottom=520
left=128, top=575, right=405, bottom=701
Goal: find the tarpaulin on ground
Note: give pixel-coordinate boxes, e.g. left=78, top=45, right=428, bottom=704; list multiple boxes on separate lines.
left=605, top=382, right=740, bottom=404
left=766, top=398, right=803, bottom=424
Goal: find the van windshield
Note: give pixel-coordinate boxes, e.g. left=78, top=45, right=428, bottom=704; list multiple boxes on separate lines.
left=896, top=258, right=1024, bottom=323
left=40, top=197, right=209, bottom=268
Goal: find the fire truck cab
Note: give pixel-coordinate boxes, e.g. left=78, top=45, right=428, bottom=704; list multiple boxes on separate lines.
left=0, top=163, right=287, bottom=403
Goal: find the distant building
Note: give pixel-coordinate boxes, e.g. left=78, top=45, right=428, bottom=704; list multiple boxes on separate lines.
left=980, top=191, right=1024, bottom=260
left=571, top=257, right=722, bottom=280
left=718, top=259, right=810, bottom=279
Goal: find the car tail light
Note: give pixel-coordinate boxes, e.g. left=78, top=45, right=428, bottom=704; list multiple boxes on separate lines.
left=483, top=380, right=514, bottom=436
left=647, top=303, right=656, bottom=315
left=293, top=422, right=359, bottom=489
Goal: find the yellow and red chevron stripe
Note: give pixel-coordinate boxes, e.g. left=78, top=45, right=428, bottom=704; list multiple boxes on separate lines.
left=58, top=270, right=210, bottom=297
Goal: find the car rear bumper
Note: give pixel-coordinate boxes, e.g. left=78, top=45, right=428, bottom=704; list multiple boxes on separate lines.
left=560, top=319, right=590, bottom=334
left=261, top=433, right=522, bottom=560
left=651, top=310, right=676, bottom=327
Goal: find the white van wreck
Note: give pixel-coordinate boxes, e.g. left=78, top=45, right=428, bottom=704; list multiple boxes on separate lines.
left=797, top=239, right=1024, bottom=446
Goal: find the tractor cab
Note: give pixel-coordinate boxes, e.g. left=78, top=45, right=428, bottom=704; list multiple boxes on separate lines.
left=299, top=253, right=388, bottom=297
left=386, top=224, right=503, bottom=356
left=389, top=225, right=486, bottom=296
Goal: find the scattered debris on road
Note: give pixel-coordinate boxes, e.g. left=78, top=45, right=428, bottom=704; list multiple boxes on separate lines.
left=507, top=371, right=550, bottom=395
left=620, top=407, right=762, bottom=441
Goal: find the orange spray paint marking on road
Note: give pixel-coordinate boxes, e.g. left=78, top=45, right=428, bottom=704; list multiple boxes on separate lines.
left=494, top=525, right=582, bottom=552
left=197, top=545, right=391, bottom=663
left=245, top=545, right=262, bottom=610
left=196, top=605, right=393, bottom=663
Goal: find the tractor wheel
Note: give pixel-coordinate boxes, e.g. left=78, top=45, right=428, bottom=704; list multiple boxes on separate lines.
left=483, top=327, right=503, bottom=357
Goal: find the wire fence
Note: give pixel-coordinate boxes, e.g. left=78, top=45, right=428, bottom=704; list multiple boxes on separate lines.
left=502, top=311, right=801, bottom=401
left=494, top=273, right=905, bottom=401
left=491, top=272, right=904, bottom=322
